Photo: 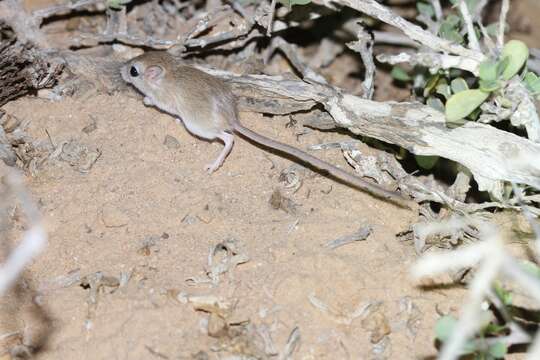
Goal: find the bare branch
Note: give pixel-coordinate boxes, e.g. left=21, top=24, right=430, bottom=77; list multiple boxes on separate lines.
left=498, top=0, right=510, bottom=49
left=372, top=31, right=418, bottom=47
left=323, top=0, right=484, bottom=61
left=266, top=0, right=277, bottom=36
left=264, top=37, right=327, bottom=84
left=430, top=0, right=443, bottom=21
left=0, top=170, right=47, bottom=295
left=346, top=23, right=376, bottom=99
left=458, top=0, right=481, bottom=51
left=32, top=0, right=102, bottom=25
left=377, top=52, right=480, bottom=74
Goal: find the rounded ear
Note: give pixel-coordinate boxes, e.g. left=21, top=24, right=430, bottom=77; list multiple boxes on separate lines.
left=145, top=65, right=164, bottom=82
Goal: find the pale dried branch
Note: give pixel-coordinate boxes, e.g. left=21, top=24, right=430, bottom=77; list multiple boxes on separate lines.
left=0, top=170, right=47, bottom=296
left=498, top=0, right=510, bottom=49
left=473, top=0, right=490, bottom=19
left=265, top=37, right=327, bottom=84
left=71, top=3, right=255, bottom=52
left=0, top=0, right=48, bottom=47
left=266, top=0, right=277, bottom=36
left=372, top=31, right=418, bottom=47
left=376, top=52, right=480, bottom=75
left=346, top=23, right=376, bottom=99
left=458, top=0, right=480, bottom=51
left=430, top=0, right=443, bottom=21
left=343, top=146, right=516, bottom=213
left=319, top=0, right=484, bottom=61
left=32, top=0, right=102, bottom=25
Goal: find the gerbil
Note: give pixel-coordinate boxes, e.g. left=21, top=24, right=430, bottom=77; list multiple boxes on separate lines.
left=121, top=51, right=409, bottom=206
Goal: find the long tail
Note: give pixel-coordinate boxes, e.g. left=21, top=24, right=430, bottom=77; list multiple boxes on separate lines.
left=231, top=120, right=412, bottom=208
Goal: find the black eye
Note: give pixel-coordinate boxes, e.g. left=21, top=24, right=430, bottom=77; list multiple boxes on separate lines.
left=130, top=66, right=139, bottom=77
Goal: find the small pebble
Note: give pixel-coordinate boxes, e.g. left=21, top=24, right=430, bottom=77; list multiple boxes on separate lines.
left=82, top=121, right=97, bottom=134
left=101, top=203, right=130, bottom=228
left=163, top=135, right=180, bottom=149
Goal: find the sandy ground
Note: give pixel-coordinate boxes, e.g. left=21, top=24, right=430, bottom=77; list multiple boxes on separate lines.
left=1, top=0, right=539, bottom=359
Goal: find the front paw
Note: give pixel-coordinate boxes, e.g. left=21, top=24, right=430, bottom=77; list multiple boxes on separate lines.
left=143, top=97, right=154, bottom=106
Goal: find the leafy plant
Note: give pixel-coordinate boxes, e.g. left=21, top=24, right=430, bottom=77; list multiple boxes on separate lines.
left=391, top=66, right=411, bottom=82
left=449, top=0, right=481, bottom=12
left=416, top=2, right=435, bottom=19
left=277, top=0, right=312, bottom=7
left=411, top=2, right=537, bottom=125
left=107, top=0, right=132, bottom=10
left=444, top=40, right=530, bottom=124
left=415, top=154, right=439, bottom=170
left=445, top=89, right=490, bottom=123
left=435, top=314, right=508, bottom=359
left=500, top=40, right=529, bottom=80
left=439, top=14, right=463, bottom=44
left=524, top=72, right=540, bottom=96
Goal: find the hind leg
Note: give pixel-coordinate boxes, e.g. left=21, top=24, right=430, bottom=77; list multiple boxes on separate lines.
left=205, top=132, right=235, bottom=173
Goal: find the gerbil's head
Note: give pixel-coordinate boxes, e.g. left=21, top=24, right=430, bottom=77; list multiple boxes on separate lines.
left=121, top=51, right=176, bottom=97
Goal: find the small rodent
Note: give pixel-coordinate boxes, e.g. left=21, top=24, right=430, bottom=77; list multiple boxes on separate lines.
left=121, top=51, right=409, bottom=206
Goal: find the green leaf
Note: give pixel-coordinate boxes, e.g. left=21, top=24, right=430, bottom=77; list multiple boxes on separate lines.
left=451, top=0, right=480, bottom=11
left=449, top=68, right=464, bottom=78
left=501, top=40, right=529, bottom=80
left=391, top=66, right=411, bottom=82
left=417, top=2, right=435, bottom=18
left=485, top=22, right=500, bottom=37
left=445, top=89, right=490, bottom=122
left=483, top=323, right=506, bottom=336
left=445, top=14, right=461, bottom=27
left=479, top=61, right=498, bottom=82
left=107, top=0, right=131, bottom=9
left=524, top=71, right=539, bottom=84
left=424, top=73, right=440, bottom=96
left=488, top=342, right=507, bottom=358
left=500, top=96, right=514, bottom=108
left=468, top=106, right=482, bottom=121
left=479, top=79, right=501, bottom=92
left=450, top=78, right=469, bottom=93
left=527, top=81, right=540, bottom=95
left=415, top=155, right=439, bottom=170
left=519, top=260, right=540, bottom=278
left=524, top=72, right=540, bottom=95
left=436, top=83, right=452, bottom=99
left=493, top=282, right=513, bottom=306
left=278, top=0, right=311, bottom=6
left=523, top=71, right=538, bottom=82
left=427, top=97, right=445, bottom=112
left=439, top=15, right=463, bottom=43
left=466, top=0, right=480, bottom=11
left=439, top=22, right=463, bottom=43
left=496, top=57, right=510, bottom=78
left=435, top=316, right=457, bottom=342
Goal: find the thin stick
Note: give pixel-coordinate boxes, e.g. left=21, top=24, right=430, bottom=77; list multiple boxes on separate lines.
left=346, top=23, right=376, bottom=99
left=497, top=0, right=510, bottom=49
left=335, top=0, right=484, bottom=60
left=0, top=170, right=47, bottom=296
left=32, top=0, right=101, bottom=25
left=266, top=0, right=277, bottom=36
left=430, top=0, right=443, bottom=21
left=458, top=0, right=481, bottom=51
